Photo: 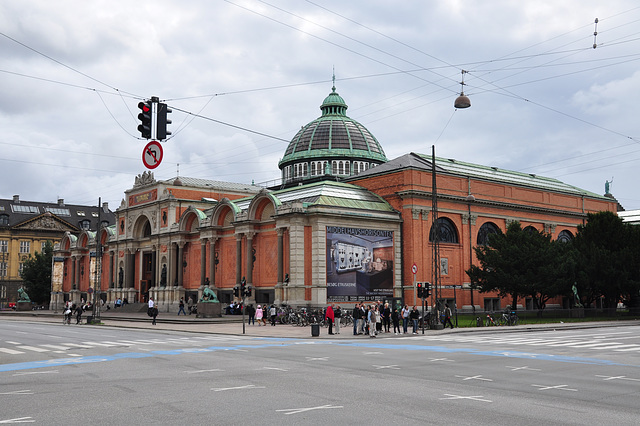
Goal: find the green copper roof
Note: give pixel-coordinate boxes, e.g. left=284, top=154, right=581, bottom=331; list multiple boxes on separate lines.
left=279, top=86, right=387, bottom=167
left=232, top=180, right=396, bottom=214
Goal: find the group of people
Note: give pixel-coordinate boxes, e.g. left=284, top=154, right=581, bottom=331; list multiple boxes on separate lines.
left=177, top=297, right=196, bottom=315
left=245, top=304, right=277, bottom=326
left=351, top=302, right=408, bottom=337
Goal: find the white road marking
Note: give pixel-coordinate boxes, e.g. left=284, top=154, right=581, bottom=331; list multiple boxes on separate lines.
left=276, top=404, right=343, bottom=415
left=0, top=390, right=33, bottom=395
left=40, top=344, right=71, bottom=350
left=212, top=385, right=265, bottom=391
left=62, top=343, right=94, bottom=349
left=614, top=346, right=640, bottom=352
left=455, top=374, right=493, bottom=382
left=440, top=394, right=492, bottom=403
left=0, top=348, right=24, bottom=355
left=13, top=370, right=59, bottom=376
left=505, top=365, right=541, bottom=371
left=306, top=357, right=328, bottom=361
left=0, top=416, right=35, bottom=423
left=373, top=364, right=400, bottom=370
left=186, top=369, right=224, bottom=374
left=595, top=375, right=640, bottom=382
left=16, top=346, right=49, bottom=353
left=5, top=341, right=21, bottom=345
left=259, top=367, right=288, bottom=371
left=532, top=384, right=577, bottom=391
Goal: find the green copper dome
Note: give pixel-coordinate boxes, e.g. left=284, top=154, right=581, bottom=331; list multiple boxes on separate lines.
left=279, top=86, right=387, bottom=175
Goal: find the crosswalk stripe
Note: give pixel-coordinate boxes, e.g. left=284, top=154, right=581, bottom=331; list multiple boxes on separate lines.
left=82, top=341, right=118, bottom=347
left=594, top=344, right=639, bottom=350
left=614, top=346, right=640, bottom=352
left=40, top=344, right=71, bottom=350
left=62, top=343, right=94, bottom=349
left=17, top=346, right=50, bottom=353
left=0, top=347, right=24, bottom=354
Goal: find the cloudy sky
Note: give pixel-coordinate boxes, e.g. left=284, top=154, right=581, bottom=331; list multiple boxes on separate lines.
left=2, top=1, right=639, bottom=211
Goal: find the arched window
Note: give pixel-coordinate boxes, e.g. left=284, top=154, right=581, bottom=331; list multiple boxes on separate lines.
left=524, top=225, right=539, bottom=234
left=302, top=162, right=308, bottom=177
left=557, top=230, right=573, bottom=242
left=332, top=161, right=338, bottom=175
left=143, top=221, right=151, bottom=237
left=311, top=162, right=316, bottom=176
left=338, top=161, right=344, bottom=175
left=429, top=217, right=459, bottom=243
left=477, top=222, right=500, bottom=246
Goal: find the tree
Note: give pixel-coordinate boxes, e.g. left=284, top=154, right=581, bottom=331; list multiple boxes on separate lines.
left=20, top=240, right=53, bottom=305
left=466, top=221, right=572, bottom=313
left=573, top=211, right=640, bottom=310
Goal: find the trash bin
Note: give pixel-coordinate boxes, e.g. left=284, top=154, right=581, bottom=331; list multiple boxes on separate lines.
left=311, top=323, right=320, bottom=337
left=86, top=316, right=93, bottom=324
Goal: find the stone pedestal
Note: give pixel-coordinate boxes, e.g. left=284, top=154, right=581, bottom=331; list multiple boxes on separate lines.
left=197, top=302, right=221, bottom=318
left=17, top=301, right=32, bottom=311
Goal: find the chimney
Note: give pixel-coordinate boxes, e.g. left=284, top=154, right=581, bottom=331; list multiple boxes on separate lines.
left=102, top=202, right=109, bottom=211
left=58, top=198, right=65, bottom=206
left=13, top=195, right=19, bottom=203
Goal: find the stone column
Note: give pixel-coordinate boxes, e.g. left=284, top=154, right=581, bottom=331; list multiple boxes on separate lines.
left=74, top=255, right=80, bottom=290
left=108, top=251, right=114, bottom=288
left=200, top=239, right=207, bottom=287
left=275, top=228, right=284, bottom=305
left=246, top=232, right=254, bottom=285
left=177, top=243, right=184, bottom=288
left=235, top=234, right=242, bottom=285
left=209, top=238, right=217, bottom=288
left=169, top=242, right=177, bottom=287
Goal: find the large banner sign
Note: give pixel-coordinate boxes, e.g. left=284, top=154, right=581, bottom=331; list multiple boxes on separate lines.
left=326, top=226, right=394, bottom=303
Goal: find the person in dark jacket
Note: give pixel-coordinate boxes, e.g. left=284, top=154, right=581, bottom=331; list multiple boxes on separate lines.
left=334, top=305, right=342, bottom=334
left=353, top=303, right=362, bottom=335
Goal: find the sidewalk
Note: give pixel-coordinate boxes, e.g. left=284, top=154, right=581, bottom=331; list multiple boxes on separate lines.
left=1, top=310, right=638, bottom=339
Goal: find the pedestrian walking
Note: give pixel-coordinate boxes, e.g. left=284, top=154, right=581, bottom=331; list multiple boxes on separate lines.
left=270, top=305, right=277, bottom=326
left=443, top=303, right=454, bottom=329
left=401, top=304, right=410, bottom=334
left=368, top=305, right=377, bottom=338
left=382, top=303, right=391, bottom=332
left=177, top=297, right=186, bottom=315
left=148, top=297, right=158, bottom=325
left=187, top=296, right=194, bottom=315
left=334, top=305, right=342, bottom=334
left=353, top=303, right=362, bottom=335
left=410, top=305, right=420, bottom=334
left=392, top=308, right=401, bottom=334
left=74, top=303, right=83, bottom=324
left=246, top=304, right=255, bottom=325
left=256, top=305, right=264, bottom=326
left=326, top=304, right=335, bottom=335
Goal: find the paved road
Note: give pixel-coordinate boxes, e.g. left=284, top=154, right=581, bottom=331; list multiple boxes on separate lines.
left=1, top=317, right=639, bottom=425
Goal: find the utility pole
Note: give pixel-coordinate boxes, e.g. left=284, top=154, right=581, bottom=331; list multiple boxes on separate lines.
left=92, top=198, right=102, bottom=323
left=431, top=145, right=442, bottom=328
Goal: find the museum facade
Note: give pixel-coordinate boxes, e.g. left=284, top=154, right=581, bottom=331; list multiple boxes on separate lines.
left=50, top=86, right=618, bottom=313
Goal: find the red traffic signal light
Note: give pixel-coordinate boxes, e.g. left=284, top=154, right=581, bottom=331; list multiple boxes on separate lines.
left=417, top=282, right=424, bottom=298
left=137, top=101, right=152, bottom=139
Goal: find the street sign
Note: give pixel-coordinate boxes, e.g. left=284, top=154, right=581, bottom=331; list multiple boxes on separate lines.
left=412, top=263, right=418, bottom=274
left=142, top=140, right=163, bottom=169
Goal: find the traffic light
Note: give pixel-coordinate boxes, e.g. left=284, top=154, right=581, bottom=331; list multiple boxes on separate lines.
left=246, top=285, right=252, bottom=298
left=240, top=277, right=246, bottom=297
left=425, top=282, right=432, bottom=297
left=417, top=282, right=423, bottom=298
left=233, top=285, right=240, bottom=298
left=137, top=101, right=152, bottom=139
left=156, top=102, right=172, bottom=140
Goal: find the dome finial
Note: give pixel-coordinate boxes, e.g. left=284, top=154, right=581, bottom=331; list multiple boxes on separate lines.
left=332, top=66, right=336, bottom=92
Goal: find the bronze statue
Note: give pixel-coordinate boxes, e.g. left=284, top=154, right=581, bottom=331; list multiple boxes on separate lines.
left=17, top=287, right=31, bottom=302
left=200, top=287, right=219, bottom=303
